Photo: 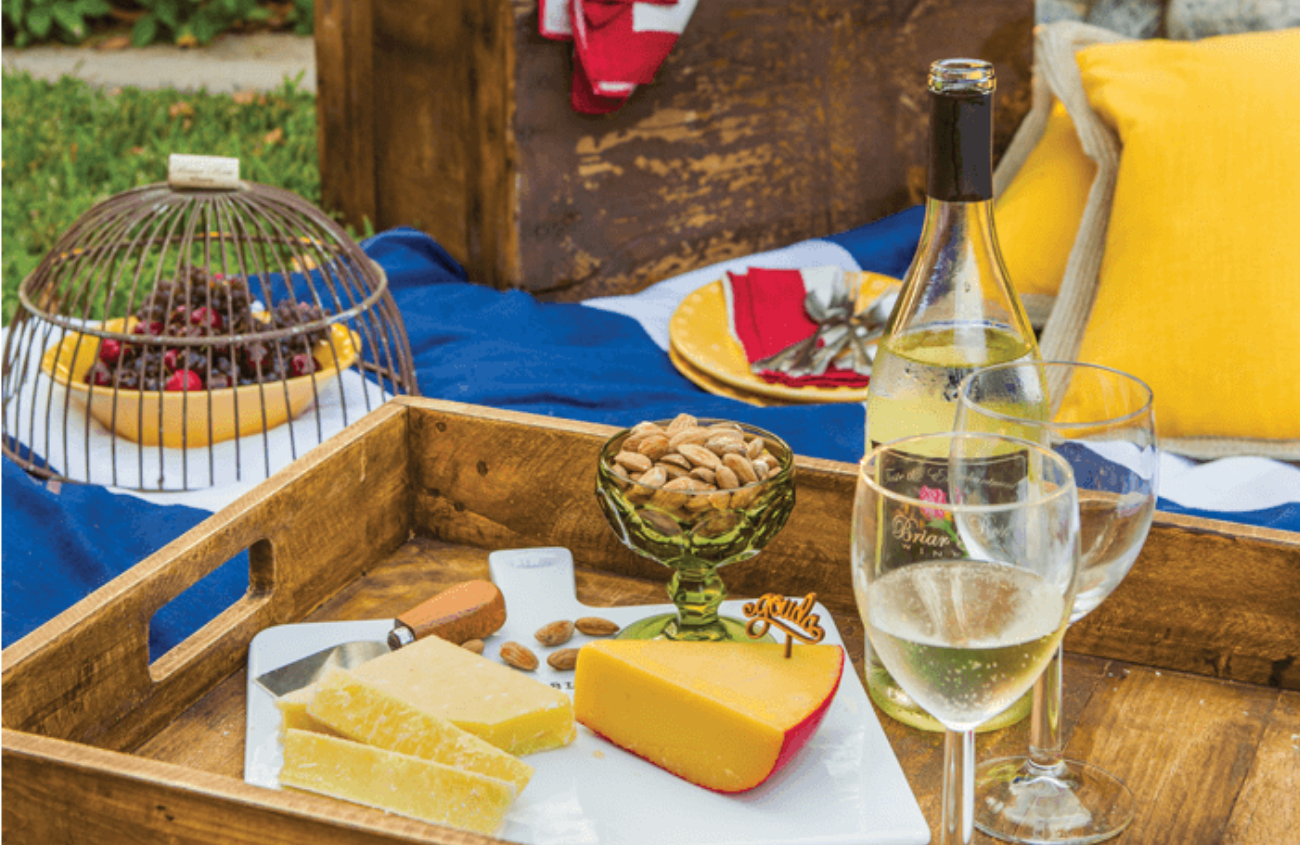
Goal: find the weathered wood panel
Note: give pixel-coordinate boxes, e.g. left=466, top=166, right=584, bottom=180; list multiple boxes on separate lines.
left=1066, top=513, right=1300, bottom=690
left=0, top=404, right=412, bottom=751
left=315, top=0, right=1034, bottom=297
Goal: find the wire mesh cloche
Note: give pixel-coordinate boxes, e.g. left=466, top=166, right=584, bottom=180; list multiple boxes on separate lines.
left=2, top=154, right=419, bottom=492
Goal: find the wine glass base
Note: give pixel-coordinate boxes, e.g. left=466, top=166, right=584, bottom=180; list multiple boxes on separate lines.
left=615, top=613, right=768, bottom=642
left=974, top=756, right=1135, bottom=845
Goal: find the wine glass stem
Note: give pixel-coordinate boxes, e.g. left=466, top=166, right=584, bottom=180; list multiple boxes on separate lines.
left=1028, top=642, right=1067, bottom=774
left=668, top=560, right=725, bottom=633
left=941, top=728, right=977, bottom=845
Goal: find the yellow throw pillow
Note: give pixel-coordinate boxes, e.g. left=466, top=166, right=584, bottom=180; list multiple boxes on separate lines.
left=995, top=100, right=1097, bottom=297
left=1040, top=25, right=1300, bottom=457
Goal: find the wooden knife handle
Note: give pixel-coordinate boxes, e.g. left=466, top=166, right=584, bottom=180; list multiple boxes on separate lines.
left=389, top=580, right=507, bottom=649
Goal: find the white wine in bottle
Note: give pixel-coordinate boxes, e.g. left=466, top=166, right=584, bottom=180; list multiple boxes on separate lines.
left=863, top=59, right=1044, bottom=732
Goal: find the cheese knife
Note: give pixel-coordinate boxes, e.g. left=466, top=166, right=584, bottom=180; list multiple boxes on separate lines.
left=252, top=579, right=507, bottom=697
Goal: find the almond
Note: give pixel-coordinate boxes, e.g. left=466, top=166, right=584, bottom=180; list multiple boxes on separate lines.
left=689, top=466, right=717, bottom=485
left=614, top=451, right=653, bottom=473
left=499, top=641, right=539, bottom=671
left=705, top=435, right=748, bottom=456
left=746, top=437, right=765, bottom=459
left=576, top=617, right=621, bottom=636
left=547, top=648, right=580, bottom=671
left=660, top=453, right=693, bottom=470
left=637, top=435, right=671, bottom=461
left=668, top=427, right=713, bottom=450
left=462, top=638, right=486, bottom=654
left=666, top=413, right=698, bottom=434
left=714, top=464, right=740, bottom=490
left=658, top=462, right=690, bottom=480
left=638, top=465, right=668, bottom=489
left=678, top=443, right=722, bottom=469
left=535, top=620, right=576, bottom=647
left=723, top=452, right=759, bottom=485
left=631, top=421, right=665, bottom=436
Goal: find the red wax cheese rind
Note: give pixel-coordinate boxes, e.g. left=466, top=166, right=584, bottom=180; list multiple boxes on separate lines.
left=573, top=640, right=845, bottom=793
left=398, top=579, right=507, bottom=645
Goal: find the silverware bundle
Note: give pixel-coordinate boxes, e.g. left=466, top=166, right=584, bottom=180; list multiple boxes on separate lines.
left=751, top=284, right=899, bottom=379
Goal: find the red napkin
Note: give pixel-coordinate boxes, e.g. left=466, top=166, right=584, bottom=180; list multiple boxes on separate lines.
left=539, top=0, right=696, bottom=114
left=726, top=268, right=870, bottom=389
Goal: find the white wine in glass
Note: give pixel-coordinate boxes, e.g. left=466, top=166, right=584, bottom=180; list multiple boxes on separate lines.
left=956, top=361, right=1158, bottom=845
left=853, top=433, right=1081, bottom=845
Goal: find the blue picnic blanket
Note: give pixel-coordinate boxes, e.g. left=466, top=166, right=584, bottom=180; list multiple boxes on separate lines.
left=4, top=206, right=1297, bottom=657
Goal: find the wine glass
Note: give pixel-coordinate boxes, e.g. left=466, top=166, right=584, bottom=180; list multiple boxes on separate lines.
left=595, top=420, right=796, bottom=641
left=853, top=432, right=1081, bottom=845
left=955, top=361, right=1157, bottom=844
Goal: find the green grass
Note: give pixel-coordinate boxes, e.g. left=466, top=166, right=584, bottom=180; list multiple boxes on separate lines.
left=1, top=69, right=326, bottom=324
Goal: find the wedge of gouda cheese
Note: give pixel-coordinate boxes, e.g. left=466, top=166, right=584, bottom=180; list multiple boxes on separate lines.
left=307, top=666, right=533, bottom=794
left=574, top=640, right=844, bottom=793
left=280, top=730, right=516, bottom=835
left=353, top=633, right=575, bottom=756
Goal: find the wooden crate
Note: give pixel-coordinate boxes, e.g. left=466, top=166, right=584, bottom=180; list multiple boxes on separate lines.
left=4, top=397, right=1298, bottom=844
left=314, top=0, right=1035, bottom=299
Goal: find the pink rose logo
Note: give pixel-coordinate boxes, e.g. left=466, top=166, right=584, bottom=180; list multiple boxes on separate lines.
left=918, top=486, right=949, bottom=522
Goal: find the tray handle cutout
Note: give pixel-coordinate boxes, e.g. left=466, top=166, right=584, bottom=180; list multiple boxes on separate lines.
left=146, top=538, right=273, bottom=681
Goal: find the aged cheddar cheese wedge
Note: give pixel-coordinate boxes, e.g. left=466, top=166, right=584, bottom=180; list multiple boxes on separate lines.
left=574, top=640, right=845, bottom=793
left=275, top=686, right=340, bottom=737
left=353, top=633, right=576, bottom=756
left=280, top=729, right=515, bottom=835
left=307, top=666, right=534, bottom=794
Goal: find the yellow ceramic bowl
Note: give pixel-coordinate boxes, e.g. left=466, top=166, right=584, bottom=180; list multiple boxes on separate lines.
left=41, top=317, right=361, bottom=448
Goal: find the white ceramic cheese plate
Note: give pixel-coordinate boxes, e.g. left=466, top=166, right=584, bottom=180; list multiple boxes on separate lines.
left=245, top=547, right=930, bottom=845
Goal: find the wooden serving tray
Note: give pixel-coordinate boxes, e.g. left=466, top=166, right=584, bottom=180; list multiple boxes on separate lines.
left=4, top=397, right=1298, bottom=844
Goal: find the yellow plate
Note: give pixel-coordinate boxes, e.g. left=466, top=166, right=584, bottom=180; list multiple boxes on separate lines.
left=668, top=342, right=786, bottom=407
left=668, top=272, right=901, bottom=404
left=41, top=317, right=362, bottom=449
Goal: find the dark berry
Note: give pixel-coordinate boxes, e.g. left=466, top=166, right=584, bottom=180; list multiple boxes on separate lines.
left=165, top=370, right=204, bottom=392
left=207, top=373, right=233, bottom=389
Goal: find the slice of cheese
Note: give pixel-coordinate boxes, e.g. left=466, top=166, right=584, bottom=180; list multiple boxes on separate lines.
left=353, top=633, right=576, bottom=756
left=275, top=686, right=341, bottom=737
left=307, top=666, right=534, bottom=794
left=280, top=729, right=516, bottom=836
left=574, top=640, right=845, bottom=793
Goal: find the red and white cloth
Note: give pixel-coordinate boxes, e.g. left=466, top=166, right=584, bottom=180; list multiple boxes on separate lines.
left=724, top=267, right=872, bottom=389
left=539, top=0, right=698, bottom=114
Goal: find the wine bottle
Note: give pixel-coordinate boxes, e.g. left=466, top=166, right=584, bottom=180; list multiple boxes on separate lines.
left=862, top=58, right=1044, bottom=732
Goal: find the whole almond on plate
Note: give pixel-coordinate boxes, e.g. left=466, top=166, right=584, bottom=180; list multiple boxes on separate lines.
left=535, top=620, right=576, bottom=647
left=547, top=648, right=580, bottom=671
left=576, top=617, right=621, bottom=636
left=462, top=638, right=486, bottom=655
left=499, top=641, right=539, bottom=671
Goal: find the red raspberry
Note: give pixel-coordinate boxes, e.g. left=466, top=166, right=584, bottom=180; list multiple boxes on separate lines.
left=98, top=339, right=123, bottom=364
left=132, top=321, right=164, bottom=337
left=162, top=349, right=181, bottom=371
left=290, top=354, right=319, bottom=377
left=87, top=363, right=114, bottom=386
left=190, top=307, right=224, bottom=331
left=165, top=370, right=204, bottom=392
